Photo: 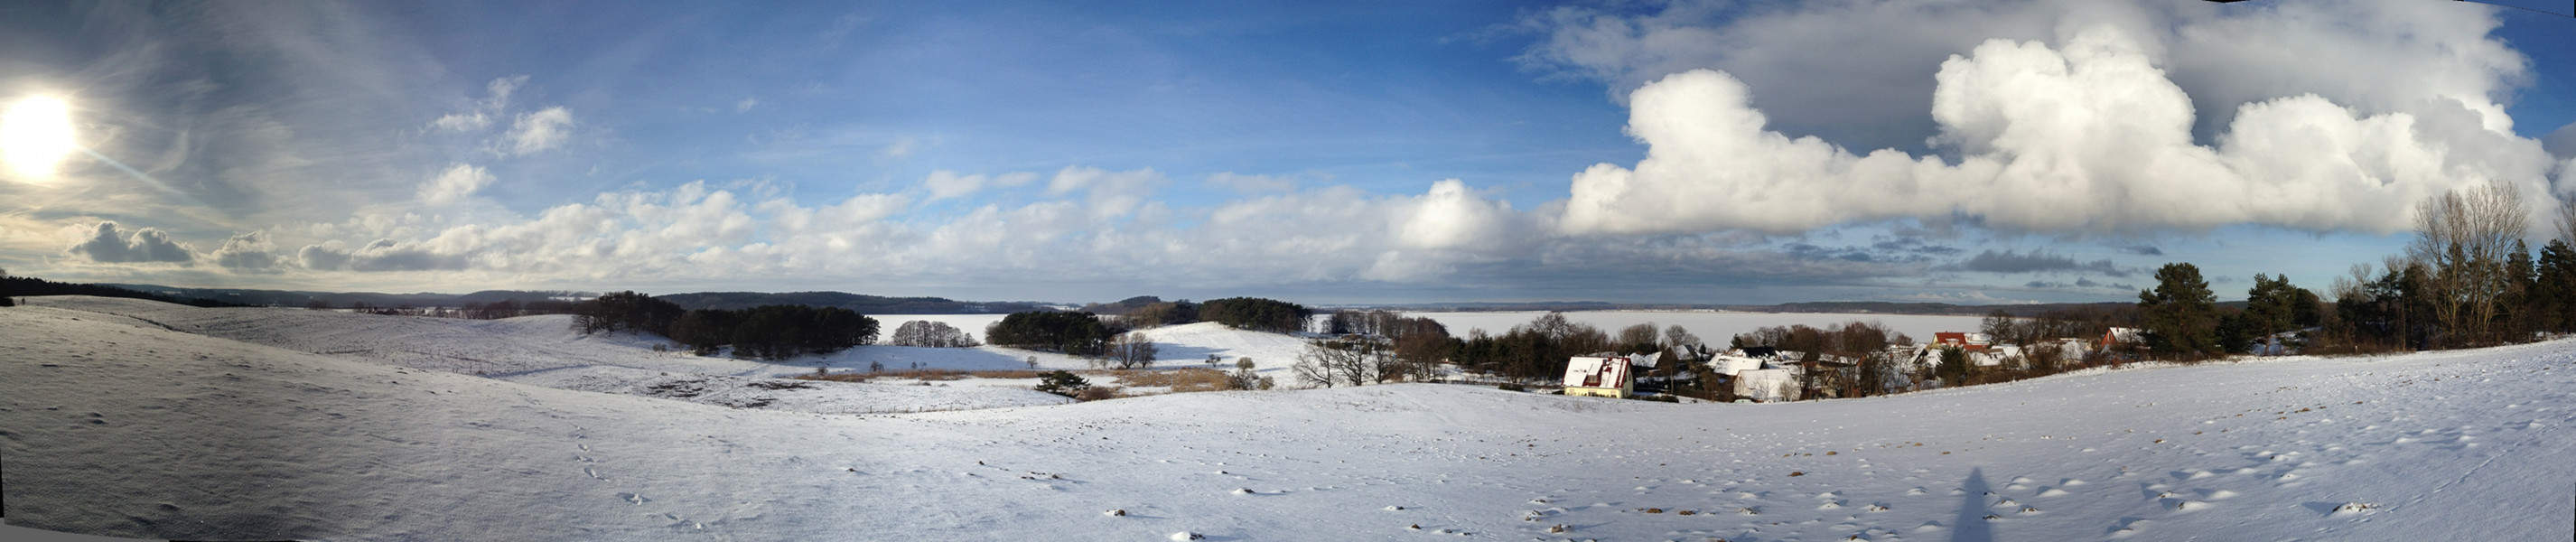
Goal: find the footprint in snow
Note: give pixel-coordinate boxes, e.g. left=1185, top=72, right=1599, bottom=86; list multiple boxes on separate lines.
left=617, top=492, right=648, bottom=505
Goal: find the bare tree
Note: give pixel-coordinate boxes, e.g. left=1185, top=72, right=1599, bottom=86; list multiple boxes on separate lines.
left=1293, top=337, right=1384, bottom=388
left=1103, top=332, right=1159, bottom=369
left=2408, top=181, right=2529, bottom=344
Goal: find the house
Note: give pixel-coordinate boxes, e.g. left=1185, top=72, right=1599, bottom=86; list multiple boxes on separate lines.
left=1704, top=355, right=1767, bottom=377
left=1931, top=332, right=1991, bottom=351
left=1733, top=367, right=1801, bottom=402
left=1561, top=355, right=1634, bottom=398
left=1731, top=346, right=1780, bottom=360
left=2100, top=327, right=2142, bottom=347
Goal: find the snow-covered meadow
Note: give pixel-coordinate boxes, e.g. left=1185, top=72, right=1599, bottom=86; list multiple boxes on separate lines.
left=5, top=297, right=2574, bottom=540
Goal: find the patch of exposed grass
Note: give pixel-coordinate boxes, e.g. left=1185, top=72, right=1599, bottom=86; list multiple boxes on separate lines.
left=1113, top=368, right=1231, bottom=393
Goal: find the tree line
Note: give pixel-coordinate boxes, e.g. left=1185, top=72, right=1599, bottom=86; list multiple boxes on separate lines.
left=573, top=291, right=880, bottom=360
left=2132, top=181, right=2576, bottom=358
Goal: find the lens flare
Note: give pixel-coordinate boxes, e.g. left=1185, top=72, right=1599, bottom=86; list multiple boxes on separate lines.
left=3, top=96, right=78, bottom=179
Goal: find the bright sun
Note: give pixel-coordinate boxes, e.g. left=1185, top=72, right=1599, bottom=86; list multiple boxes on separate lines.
left=2, top=96, right=78, bottom=179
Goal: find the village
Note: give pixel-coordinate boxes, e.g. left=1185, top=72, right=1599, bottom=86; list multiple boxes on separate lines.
left=1559, top=325, right=2151, bottom=403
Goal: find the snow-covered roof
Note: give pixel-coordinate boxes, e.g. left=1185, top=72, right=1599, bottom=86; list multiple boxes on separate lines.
left=1562, top=356, right=1630, bottom=388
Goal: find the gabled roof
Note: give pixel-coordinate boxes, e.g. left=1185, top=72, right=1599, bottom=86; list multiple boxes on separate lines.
left=1562, top=356, right=1631, bottom=388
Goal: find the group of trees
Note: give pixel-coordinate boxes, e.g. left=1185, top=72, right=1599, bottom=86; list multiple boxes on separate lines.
left=572, top=291, right=686, bottom=336
left=1292, top=336, right=1394, bottom=388
left=1099, top=332, right=1160, bottom=369
left=573, top=292, right=880, bottom=360
left=454, top=299, right=578, bottom=320
left=2316, top=182, right=2576, bottom=352
left=1453, top=313, right=1618, bottom=382
left=2133, top=181, right=2576, bottom=358
left=985, top=311, right=1120, bottom=357
left=2128, top=264, right=2338, bottom=360
left=1199, top=297, right=1310, bottom=333
left=885, top=321, right=979, bottom=348
left=667, top=304, right=879, bottom=360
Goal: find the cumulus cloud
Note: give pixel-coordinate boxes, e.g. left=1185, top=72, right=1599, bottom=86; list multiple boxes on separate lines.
left=210, top=231, right=285, bottom=273
left=68, top=221, right=196, bottom=264
left=1558, top=24, right=2563, bottom=238
left=295, top=239, right=471, bottom=272
left=1949, top=249, right=2131, bottom=277
left=2546, top=122, right=2576, bottom=159
left=417, top=163, right=495, bottom=205
left=507, top=107, right=574, bottom=155
left=1513, top=0, right=2530, bottom=150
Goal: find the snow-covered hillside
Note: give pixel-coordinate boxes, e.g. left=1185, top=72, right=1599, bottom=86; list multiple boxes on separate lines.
left=21, top=296, right=1070, bottom=415
left=6, top=299, right=2574, bottom=540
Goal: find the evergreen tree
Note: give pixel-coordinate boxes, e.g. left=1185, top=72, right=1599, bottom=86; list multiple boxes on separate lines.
left=2137, top=263, right=2221, bottom=358
left=2537, top=239, right=2576, bottom=333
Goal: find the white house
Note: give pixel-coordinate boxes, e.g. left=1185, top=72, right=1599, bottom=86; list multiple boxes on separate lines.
left=1704, top=355, right=1766, bottom=377
left=1733, top=367, right=1801, bottom=402
left=1561, top=356, right=1634, bottom=398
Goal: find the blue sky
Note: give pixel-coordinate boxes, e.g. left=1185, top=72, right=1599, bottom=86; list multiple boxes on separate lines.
left=2, top=1, right=2572, bottom=305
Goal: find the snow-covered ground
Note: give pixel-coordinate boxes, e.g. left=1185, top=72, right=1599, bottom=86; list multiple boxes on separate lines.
left=1413, top=310, right=1990, bottom=345
left=7, top=298, right=2574, bottom=540
left=20, top=296, right=1071, bottom=415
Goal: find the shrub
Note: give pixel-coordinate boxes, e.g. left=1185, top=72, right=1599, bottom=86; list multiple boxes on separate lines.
left=1034, top=369, right=1091, bottom=397
left=1497, top=383, right=1526, bottom=392
left=1074, top=386, right=1119, bottom=401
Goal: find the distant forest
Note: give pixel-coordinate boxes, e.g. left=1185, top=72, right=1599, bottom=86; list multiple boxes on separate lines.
left=2, top=273, right=245, bottom=308
left=652, top=291, right=1047, bottom=314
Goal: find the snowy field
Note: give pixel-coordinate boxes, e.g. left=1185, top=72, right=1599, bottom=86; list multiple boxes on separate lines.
left=6, top=297, right=2575, bottom=540
left=1412, top=311, right=1989, bottom=344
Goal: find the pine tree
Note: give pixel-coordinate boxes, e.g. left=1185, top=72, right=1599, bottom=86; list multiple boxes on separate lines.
left=2137, top=263, right=2221, bottom=359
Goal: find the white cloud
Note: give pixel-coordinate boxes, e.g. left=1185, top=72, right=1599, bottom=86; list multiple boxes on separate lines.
left=734, top=97, right=760, bottom=112
left=2545, top=122, right=2576, bottom=160
left=922, top=170, right=1039, bottom=201
left=67, top=221, right=196, bottom=264
left=430, top=75, right=528, bottom=132
left=210, top=231, right=285, bottom=273
left=880, top=136, right=917, bottom=158
left=1559, top=25, right=2562, bottom=238
left=1513, top=0, right=2529, bottom=150
left=507, top=107, right=574, bottom=155
left=1047, top=166, right=1164, bottom=219
left=417, top=163, right=495, bottom=205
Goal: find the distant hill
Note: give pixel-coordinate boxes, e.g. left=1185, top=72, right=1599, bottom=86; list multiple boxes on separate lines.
left=4, top=278, right=248, bottom=308
left=1078, top=295, right=1166, bottom=315
left=653, top=291, right=1046, bottom=314
left=101, top=285, right=579, bottom=309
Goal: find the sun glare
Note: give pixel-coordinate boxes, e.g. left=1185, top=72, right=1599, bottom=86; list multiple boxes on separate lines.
left=2, top=96, right=78, bottom=179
